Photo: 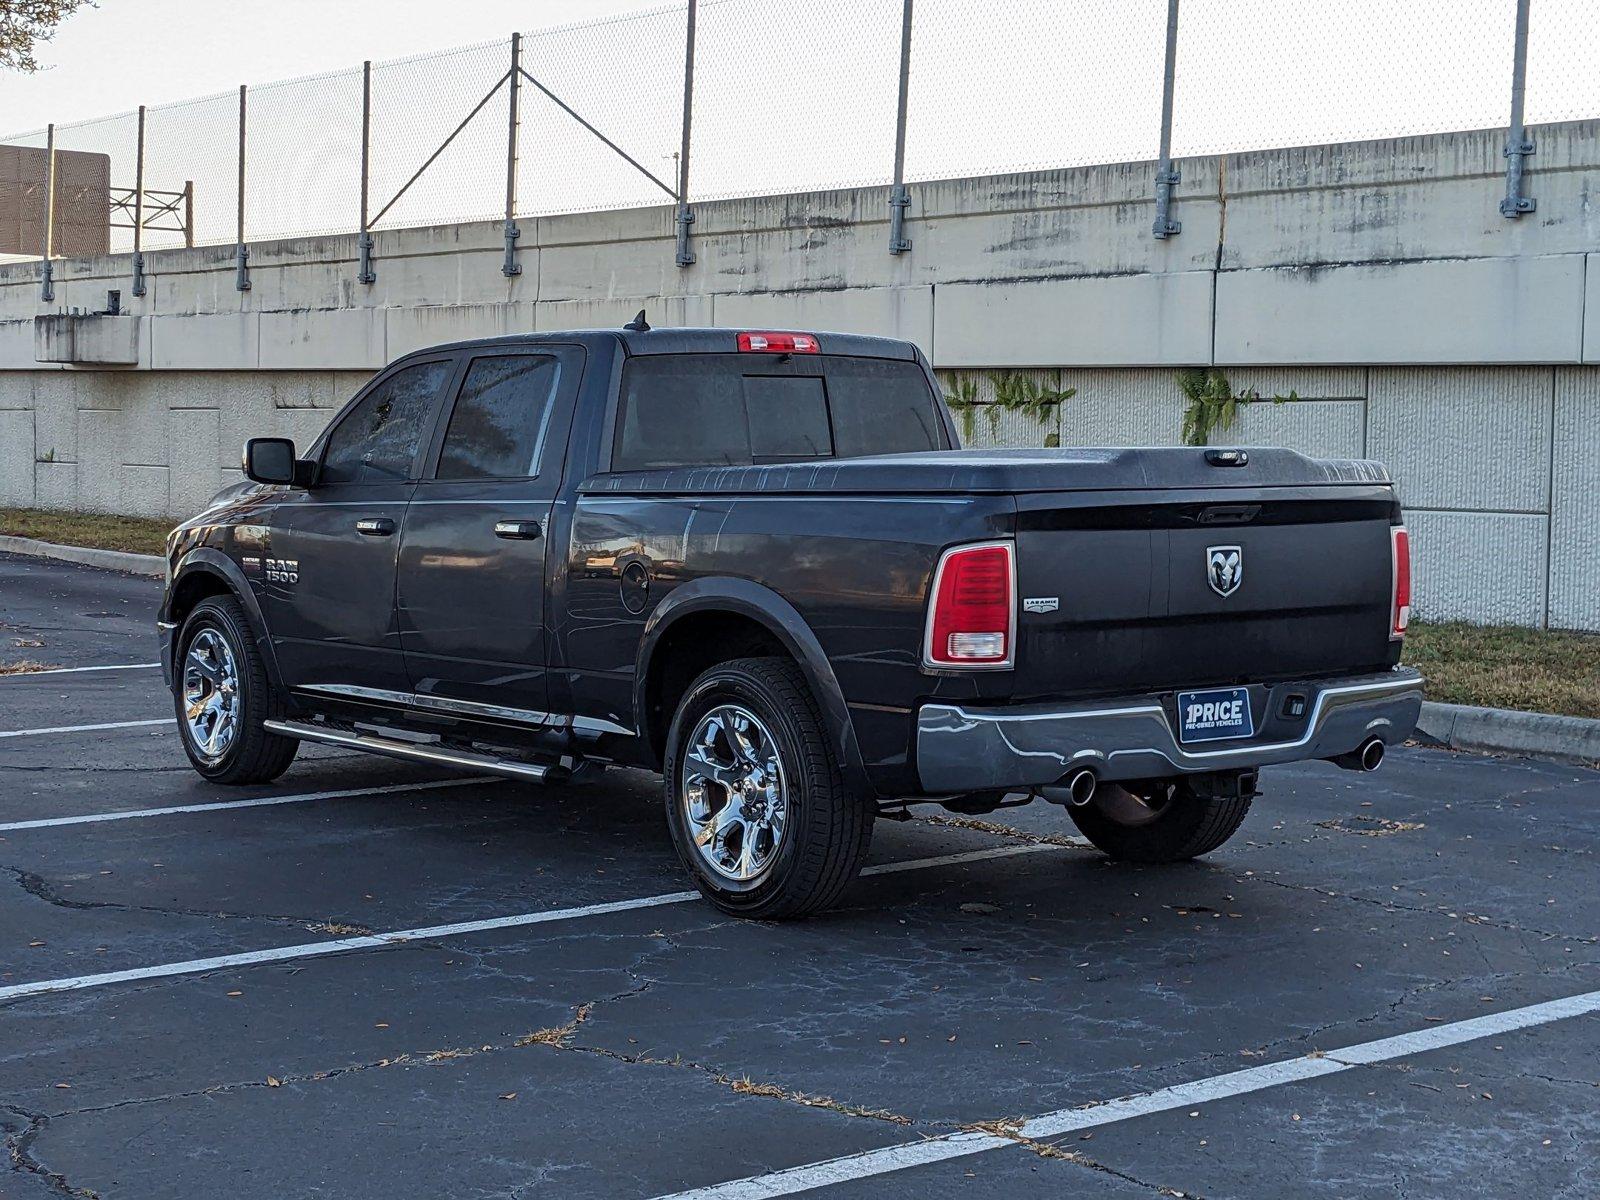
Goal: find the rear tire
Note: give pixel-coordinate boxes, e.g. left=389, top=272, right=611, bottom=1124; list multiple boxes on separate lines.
left=173, top=594, right=298, bottom=785
left=1068, top=780, right=1250, bottom=863
left=663, top=657, right=872, bottom=920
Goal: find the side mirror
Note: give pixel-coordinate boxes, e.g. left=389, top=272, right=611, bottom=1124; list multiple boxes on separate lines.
left=243, top=437, right=299, bottom=486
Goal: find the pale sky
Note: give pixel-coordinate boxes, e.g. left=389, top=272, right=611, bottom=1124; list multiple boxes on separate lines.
left=2, top=0, right=1597, bottom=255
left=0, top=0, right=650, bottom=131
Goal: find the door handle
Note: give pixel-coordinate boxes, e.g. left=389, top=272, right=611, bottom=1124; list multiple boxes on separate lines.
left=355, top=517, right=395, bottom=537
left=493, top=519, right=542, bottom=540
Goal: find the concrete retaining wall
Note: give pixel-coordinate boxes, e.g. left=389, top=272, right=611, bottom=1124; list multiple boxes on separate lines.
left=1, top=119, right=1597, bottom=630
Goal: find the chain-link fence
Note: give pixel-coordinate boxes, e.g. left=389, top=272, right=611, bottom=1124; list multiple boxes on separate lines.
left=4, top=0, right=1596, bottom=289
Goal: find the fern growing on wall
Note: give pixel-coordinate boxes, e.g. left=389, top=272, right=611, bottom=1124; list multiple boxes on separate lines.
left=1177, top=368, right=1296, bottom=446
left=941, top=371, right=1075, bottom=447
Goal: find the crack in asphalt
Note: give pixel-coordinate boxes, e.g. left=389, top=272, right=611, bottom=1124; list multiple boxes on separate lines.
left=3, top=1102, right=98, bottom=1200
left=971, top=1117, right=1206, bottom=1197
left=1243, top=873, right=1598, bottom=947
left=4, top=864, right=374, bottom=937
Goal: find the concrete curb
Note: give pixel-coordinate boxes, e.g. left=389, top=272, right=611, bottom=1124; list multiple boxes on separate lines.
left=1416, top=700, right=1600, bottom=766
left=0, top=535, right=165, bottom=578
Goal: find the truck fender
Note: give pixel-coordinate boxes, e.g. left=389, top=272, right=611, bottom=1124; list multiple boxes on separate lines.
left=165, top=549, right=285, bottom=693
left=635, top=577, right=871, bottom=797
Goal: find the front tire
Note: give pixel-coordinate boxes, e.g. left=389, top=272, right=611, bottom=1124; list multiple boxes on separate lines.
left=663, top=657, right=872, bottom=920
left=173, top=594, right=298, bottom=785
left=1068, top=780, right=1251, bottom=863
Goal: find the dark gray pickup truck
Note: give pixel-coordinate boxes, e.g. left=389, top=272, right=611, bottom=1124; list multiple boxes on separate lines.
left=160, top=323, right=1422, bottom=918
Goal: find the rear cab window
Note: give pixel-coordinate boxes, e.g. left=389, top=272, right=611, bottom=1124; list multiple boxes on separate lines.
left=613, top=354, right=948, bottom=472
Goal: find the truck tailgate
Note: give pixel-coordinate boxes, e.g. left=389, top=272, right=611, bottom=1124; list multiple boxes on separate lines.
left=1011, top=489, right=1400, bottom=700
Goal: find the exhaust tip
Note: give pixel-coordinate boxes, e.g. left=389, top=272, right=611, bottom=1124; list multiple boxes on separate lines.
left=1066, top=767, right=1097, bottom=807
left=1329, top=737, right=1387, bottom=773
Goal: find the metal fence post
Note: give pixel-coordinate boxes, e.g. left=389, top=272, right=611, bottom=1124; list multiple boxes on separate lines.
left=183, top=180, right=194, bottom=248
left=674, top=0, right=697, bottom=267
left=1151, top=0, right=1181, bottom=238
left=888, top=0, right=913, bottom=254
left=1500, top=0, right=1535, bottom=217
left=358, top=60, right=376, bottom=284
left=502, top=32, right=523, bottom=277
left=235, top=84, right=251, bottom=290
left=132, top=104, right=147, bottom=296
left=39, top=123, right=55, bottom=302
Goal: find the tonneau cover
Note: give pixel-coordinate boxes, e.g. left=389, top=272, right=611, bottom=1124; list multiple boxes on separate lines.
left=581, top=447, right=1392, bottom=496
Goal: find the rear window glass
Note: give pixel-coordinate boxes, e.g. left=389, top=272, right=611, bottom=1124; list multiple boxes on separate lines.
left=745, top=376, right=831, bottom=460
left=614, top=354, right=945, bottom=472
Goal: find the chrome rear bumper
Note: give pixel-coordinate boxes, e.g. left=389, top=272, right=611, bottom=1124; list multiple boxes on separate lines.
left=916, top=668, right=1423, bottom=793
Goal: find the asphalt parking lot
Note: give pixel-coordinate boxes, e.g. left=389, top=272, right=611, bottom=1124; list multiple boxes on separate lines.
left=1, top=550, right=1596, bottom=1199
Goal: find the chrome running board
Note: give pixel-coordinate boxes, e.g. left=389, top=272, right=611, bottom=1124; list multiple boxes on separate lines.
left=264, top=719, right=565, bottom=784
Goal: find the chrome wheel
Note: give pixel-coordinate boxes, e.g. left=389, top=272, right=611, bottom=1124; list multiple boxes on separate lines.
left=679, top=704, right=789, bottom=883
left=182, top=628, right=240, bottom=762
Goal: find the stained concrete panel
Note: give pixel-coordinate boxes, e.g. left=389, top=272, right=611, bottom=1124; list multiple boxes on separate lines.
left=1548, top=367, right=1600, bottom=631
left=0, top=319, right=32, bottom=368
left=1216, top=255, right=1586, bottom=365
left=1368, top=367, right=1552, bottom=512
left=933, top=272, right=1214, bottom=368
left=1405, top=509, right=1548, bottom=626
left=386, top=304, right=515, bottom=359
left=258, top=308, right=386, bottom=370
left=535, top=295, right=712, bottom=332
left=0, top=409, right=35, bottom=505
left=151, top=313, right=259, bottom=370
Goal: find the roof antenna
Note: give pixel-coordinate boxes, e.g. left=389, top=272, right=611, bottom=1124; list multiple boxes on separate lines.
left=624, top=309, right=651, bottom=332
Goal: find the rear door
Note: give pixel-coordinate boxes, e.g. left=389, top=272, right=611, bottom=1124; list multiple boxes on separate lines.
left=265, top=356, right=455, bottom=694
left=397, top=346, right=585, bottom=720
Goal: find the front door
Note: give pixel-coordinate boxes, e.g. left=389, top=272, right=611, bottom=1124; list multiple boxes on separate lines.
left=397, top=346, right=584, bottom=721
left=264, top=356, right=455, bottom=696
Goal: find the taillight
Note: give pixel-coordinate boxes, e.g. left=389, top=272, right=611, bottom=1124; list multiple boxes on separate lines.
left=924, top=541, right=1015, bottom=669
left=737, top=331, right=819, bottom=353
left=1390, top=526, right=1411, bottom=639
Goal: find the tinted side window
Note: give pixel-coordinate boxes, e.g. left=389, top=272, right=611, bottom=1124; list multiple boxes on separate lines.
left=825, top=359, right=944, bottom=458
left=321, top=360, right=450, bottom=484
left=616, top=357, right=747, bottom=471
left=745, top=376, right=832, bottom=461
left=436, top=355, right=561, bottom=480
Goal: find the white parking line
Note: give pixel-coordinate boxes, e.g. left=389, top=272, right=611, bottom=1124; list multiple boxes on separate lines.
left=649, top=989, right=1600, bottom=1200
left=0, top=844, right=1061, bottom=1004
left=0, top=718, right=171, bottom=740
left=0, top=775, right=498, bottom=832
left=0, top=663, right=160, bottom=678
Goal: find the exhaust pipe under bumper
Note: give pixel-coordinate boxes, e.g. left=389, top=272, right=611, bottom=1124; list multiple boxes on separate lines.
left=1040, top=767, right=1098, bottom=808
left=1331, top=737, right=1386, bottom=773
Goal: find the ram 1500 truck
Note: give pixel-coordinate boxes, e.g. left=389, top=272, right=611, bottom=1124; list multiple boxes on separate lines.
left=160, top=324, right=1423, bottom=918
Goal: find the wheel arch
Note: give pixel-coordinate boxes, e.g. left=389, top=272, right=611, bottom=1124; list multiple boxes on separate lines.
left=164, top=550, right=284, bottom=693
left=634, top=578, right=869, bottom=796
